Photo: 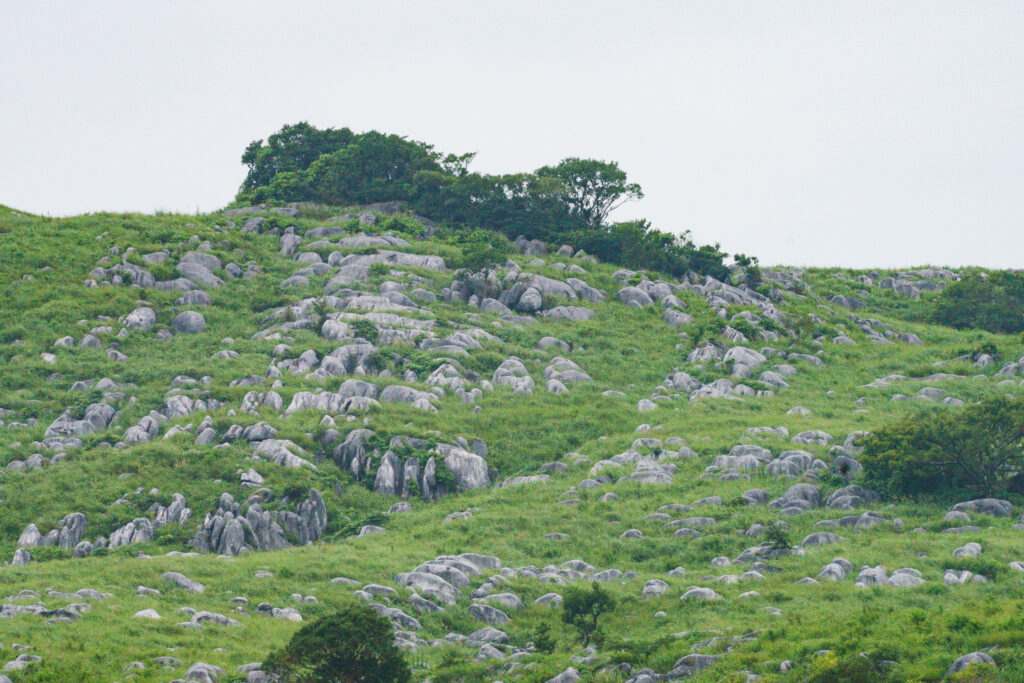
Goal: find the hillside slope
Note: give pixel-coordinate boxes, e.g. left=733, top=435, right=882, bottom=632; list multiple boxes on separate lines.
left=0, top=203, right=1022, bottom=682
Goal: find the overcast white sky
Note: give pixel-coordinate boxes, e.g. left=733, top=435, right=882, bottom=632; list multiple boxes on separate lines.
left=2, top=1, right=1022, bottom=267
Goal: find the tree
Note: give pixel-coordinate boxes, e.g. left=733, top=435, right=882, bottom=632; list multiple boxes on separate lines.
left=263, top=605, right=411, bottom=683
left=932, top=272, right=1024, bottom=334
left=561, top=582, right=615, bottom=646
left=240, top=122, right=354, bottom=197
left=536, top=158, right=643, bottom=228
left=861, top=396, right=1024, bottom=499
left=306, top=131, right=439, bottom=206
left=568, top=220, right=730, bottom=280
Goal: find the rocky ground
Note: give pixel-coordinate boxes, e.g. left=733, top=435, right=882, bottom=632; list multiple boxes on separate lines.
left=0, top=202, right=1021, bottom=681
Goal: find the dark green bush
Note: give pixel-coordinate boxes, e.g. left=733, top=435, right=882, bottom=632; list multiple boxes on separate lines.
left=932, top=272, right=1024, bottom=334
left=263, top=605, right=410, bottom=683
left=860, top=396, right=1024, bottom=499
left=562, top=582, right=615, bottom=645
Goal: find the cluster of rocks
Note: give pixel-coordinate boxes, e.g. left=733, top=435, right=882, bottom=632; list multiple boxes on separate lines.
left=878, top=269, right=956, bottom=298
left=853, top=566, right=926, bottom=588
left=13, top=490, right=197, bottom=564
left=443, top=265, right=602, bottom=321
left=48, top=321, right=136, bottom=362
left=994, top=353, right=1024, bottom=377
left=0, top=587, right=108, bottom=627
left=543, top=357, right=592, bottom=394
left=122, top=391, right=222, bottom=446
left=44, top=401, right=117, bottom=441
left=5, top=450, right=64, bottom=472
left=708, top=444, right=827, bottom=480
left=190, top=489, right=326, bottom=555
left=333, top=430, right=490, bottom=499
left=677, top=271, right=788, bottom=336
left=847, top=313, right=922, bottom=346
left=889, top=386, right=965, bottom=405
left=492, top=357, right=536, bottom=394
left=16, top=513, right=88, bottom=558
left=643, top=345, right=823, bottom=410
left=86, top=244, right=259, bottom=292
left=283, top=378, right=440, bottom=416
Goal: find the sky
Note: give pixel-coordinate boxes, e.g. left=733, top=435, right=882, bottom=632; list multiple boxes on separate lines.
left=2, top=1, right=1022, bottom=268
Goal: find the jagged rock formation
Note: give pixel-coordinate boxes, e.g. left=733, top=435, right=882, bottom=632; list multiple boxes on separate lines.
left=190, top=489, right=326, bottom=555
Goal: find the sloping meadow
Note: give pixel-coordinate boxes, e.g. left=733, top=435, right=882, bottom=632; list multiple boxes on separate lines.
left=0, top=205, right=1023, bottom=681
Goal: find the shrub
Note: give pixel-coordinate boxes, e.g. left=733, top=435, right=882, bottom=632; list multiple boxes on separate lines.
left=860, top=396, right=1024, bottom=499
left=562, top=582, right=615, bottom=645
left=349, top=319, right=379, bottom=344
left=263, top=605, right=410, bottom=683
left=448, top=228, right=511, bottom=270
left=763, top=524, right=792, bottom=550
left=932, top=272, right=1024, bottom=334
left=531, top=621, right=557, bottom=653
left=807, top=650, right=899, bottom=683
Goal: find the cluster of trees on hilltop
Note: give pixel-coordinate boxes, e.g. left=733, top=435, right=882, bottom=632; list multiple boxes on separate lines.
left=235, top=122, right=730, bottom=279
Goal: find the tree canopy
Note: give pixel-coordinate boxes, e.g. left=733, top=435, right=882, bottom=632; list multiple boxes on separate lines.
left=932, top=272, right=1024, bottom=334
left=536, top=157, right=643, bottom=228
left=860, top=396, right=1024, bottom=499
left=263, top=605, right=411, bottom=683
left=240, top=122, right=355, bottom=196
left=562, top=581, right=615, bottom=645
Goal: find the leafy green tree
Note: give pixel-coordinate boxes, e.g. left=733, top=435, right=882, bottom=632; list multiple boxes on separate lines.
left=932, top=272, right=1024, bottom=334
left=249, top=170, right=312, bottom=204
left=531, top=621, right=557, bottom=653
left=240, top=122, right=354, bottom=197
left=562, top=582, right=615, bottom=645
left=307, top=131, right=439, bottom=206
left=537, top=158, right=643, bottom=228
left=861, top=396, right=1024, bottom=499
left=414, top=171, right=574, bottom=241
left=263, top=605, right=410, bottom=683
left=569, top=220, right=729, bottom=280
left=448, top=228, right=512, bottom=270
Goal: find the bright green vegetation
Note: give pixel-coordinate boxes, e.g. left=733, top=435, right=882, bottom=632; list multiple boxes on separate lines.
left=0, top=200, right=1022, bottom=683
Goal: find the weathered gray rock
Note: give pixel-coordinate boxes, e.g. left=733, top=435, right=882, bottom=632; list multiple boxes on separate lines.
left=681, top=587, right=722, bottom=601
left=161, top=572, right=205, bottom=593
left=172, top=311, right=206, bottom=334
left=468, top=603, right=509, bottom=625
left=951, top=498, right=1012, bottom=518
left=946, top=652, right=996, bottom=677
left=642, top=580, right=669, bottom=598
left=616, top=286, right=654, bottom=307
left=191, top=490, right=325, bottom=555
left=546, top=667, right=581, bottom=683
left=109, top=518, right=154, bottom=548
left=125, top=306, right=156, bottom=329
left=801, top=532, right=845, bottom=547
left=437, top=444, right=490, bottom=492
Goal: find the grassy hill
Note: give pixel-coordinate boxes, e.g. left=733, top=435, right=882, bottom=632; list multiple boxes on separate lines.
left=0, top=203, right=1021, bottom=682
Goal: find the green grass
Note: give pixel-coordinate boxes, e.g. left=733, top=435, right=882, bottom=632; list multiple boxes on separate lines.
left=0, top=204, right=1023, bottom=681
